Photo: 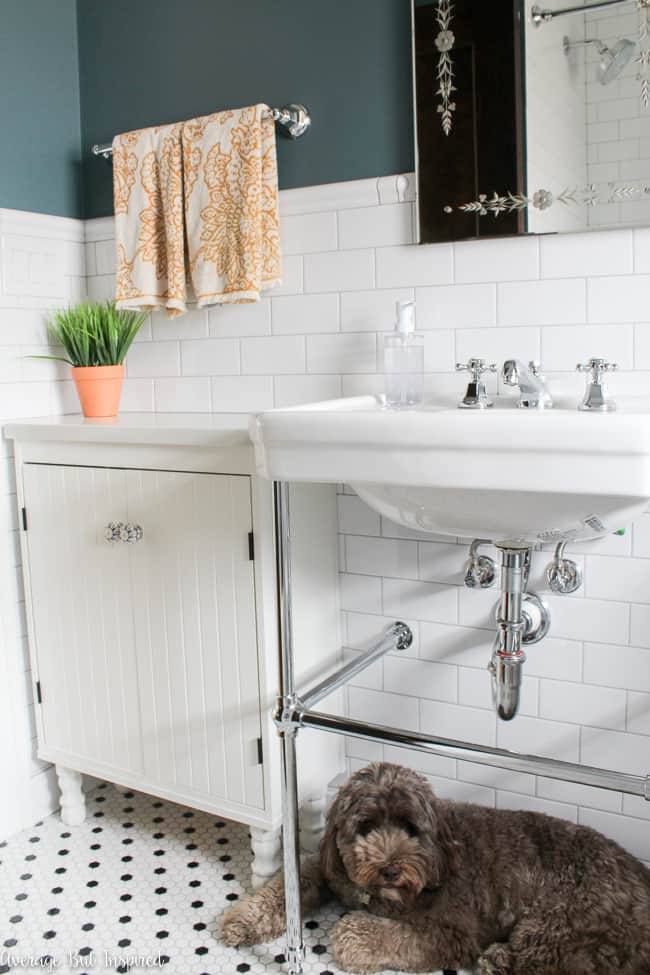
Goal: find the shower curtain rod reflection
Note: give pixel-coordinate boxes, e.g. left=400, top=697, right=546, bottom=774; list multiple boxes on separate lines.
left=532, top=0, right=630, bottom=24
left=91, top=102, right=311, bottom=159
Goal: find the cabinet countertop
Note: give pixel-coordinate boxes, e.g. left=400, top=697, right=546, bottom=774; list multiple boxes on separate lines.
left=4, top=413, right=252, bottom=448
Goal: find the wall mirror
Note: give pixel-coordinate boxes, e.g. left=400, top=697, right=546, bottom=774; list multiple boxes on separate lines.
left=413, top=0, right=650, bottom=242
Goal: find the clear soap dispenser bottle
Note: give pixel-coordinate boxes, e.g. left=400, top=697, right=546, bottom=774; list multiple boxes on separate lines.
left=383, top=300, right=424, bottom=408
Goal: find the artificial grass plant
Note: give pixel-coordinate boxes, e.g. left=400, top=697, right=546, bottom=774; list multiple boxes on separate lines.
left=36, top=301, right=148, bottom=367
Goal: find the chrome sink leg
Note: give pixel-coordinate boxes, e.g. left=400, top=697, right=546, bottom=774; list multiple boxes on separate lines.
left=273, top=482, right=305, bottom=975
left=489, top=545, right=550, bottom=721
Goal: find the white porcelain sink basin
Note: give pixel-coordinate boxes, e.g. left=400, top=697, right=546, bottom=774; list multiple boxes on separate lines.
left=251, top=395, right=650, bottom=544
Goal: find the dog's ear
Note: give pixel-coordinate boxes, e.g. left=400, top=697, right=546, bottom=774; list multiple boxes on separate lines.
left=414, top=787, right=461, bottom=883
left=319, top=814, right=341, bottom=880
left=319, top=769, right=360, bottom=880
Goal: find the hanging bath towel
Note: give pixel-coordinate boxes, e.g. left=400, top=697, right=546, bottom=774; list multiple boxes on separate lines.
left=181, top=104, right=282, bottom=305
left=113, top=122, right=188, bottom=318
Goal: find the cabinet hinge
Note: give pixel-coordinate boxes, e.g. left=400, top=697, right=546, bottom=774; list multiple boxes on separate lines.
left=256, top=737, right=263, bottom=765
left=248, top=531, right=255, bottom=561
left=21, top=507, right=27, bottom=531
left=35, top=681, right=42, bottom=704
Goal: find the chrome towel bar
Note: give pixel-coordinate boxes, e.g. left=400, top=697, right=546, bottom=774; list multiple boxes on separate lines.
left=91, top=103, right=311, bottom=159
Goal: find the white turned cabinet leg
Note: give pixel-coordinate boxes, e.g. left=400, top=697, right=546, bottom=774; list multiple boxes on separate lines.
left=56, top=765, right=86, bottom=826
left=250, top=825, right=282, bottom=888
left=300, top=792, right=326, bottom=853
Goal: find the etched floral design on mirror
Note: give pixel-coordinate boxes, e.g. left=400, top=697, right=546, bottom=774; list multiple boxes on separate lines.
left=434, top=0, right=457, bottom=135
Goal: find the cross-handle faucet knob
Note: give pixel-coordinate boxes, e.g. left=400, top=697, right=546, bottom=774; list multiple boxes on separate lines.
left=456, top=358, right=498, bottom=381
left=576, top=357, right=617, bottom=412
left=455, top=358, right=497, bottom=410
left=576, top=357, right=618, bottom=379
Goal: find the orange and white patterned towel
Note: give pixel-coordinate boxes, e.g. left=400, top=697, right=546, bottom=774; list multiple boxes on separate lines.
left=182, top=104, right=282, bottom=305
left=113, top=122, right=187, bottom=318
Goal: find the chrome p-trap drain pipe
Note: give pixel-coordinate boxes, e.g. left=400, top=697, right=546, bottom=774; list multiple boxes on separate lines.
left=489, top=545, right=550, bottom=721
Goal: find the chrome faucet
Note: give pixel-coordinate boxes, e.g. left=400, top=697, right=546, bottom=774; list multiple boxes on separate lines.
left=502, top=359, right=553, bottom=409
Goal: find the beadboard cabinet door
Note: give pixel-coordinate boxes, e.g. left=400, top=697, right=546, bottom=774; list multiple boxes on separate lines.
left=23, top=464, right=264, bottom=811
left=127, top=469, right=264, bottom=811
left=23, top=463, right=143, bottom=777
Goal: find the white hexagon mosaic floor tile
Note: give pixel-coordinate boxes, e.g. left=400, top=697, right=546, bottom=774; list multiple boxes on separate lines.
left=0, top=784, right=460, bottom=975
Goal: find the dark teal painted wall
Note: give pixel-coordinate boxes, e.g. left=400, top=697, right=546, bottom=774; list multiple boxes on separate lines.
left=78, top=0, right=414, bottom=219
left=0, top=0, right=81, bottom=217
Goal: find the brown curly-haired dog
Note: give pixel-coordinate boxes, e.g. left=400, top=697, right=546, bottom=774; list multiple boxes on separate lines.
left=220, top=762, right=650, bottom=973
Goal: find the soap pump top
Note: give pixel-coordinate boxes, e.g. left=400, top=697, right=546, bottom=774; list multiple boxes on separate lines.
left=395, top=300, right=416, bottom=341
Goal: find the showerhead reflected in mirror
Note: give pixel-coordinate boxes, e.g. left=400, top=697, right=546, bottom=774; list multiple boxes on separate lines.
left=597, top=36, right=636, bottom=83
left=563, top=34, right=636, bottom=84
left=413, top=0, right=650, bottom=244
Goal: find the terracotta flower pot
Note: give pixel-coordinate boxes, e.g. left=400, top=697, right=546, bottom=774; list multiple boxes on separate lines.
left=71, top=364, right=125, bottom=418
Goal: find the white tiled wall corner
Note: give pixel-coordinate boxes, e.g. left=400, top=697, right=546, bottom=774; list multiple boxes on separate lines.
left=0, top=208, right=86, bottom=841
left=82, top=174, right=650, bottom=862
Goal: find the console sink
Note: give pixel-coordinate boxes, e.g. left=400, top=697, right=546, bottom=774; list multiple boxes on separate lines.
left=251, top=395, right=650, bottom=544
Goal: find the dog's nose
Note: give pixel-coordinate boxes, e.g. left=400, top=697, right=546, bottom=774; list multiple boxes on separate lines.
left=380, top=864, right=401, bottom=883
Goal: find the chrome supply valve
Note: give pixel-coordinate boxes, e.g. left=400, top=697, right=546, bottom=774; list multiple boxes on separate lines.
left=464, top=539, right=497, bottom=589
left=576, top=357, right=617, bottom=412
left=502, top=359, right=553, bottom=409
left=455, top=358, right=497, bottom=409
left=545, top=541, right=583, bottom=594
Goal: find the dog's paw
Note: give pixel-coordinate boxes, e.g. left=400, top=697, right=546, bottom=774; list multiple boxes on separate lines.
left=477, top=942, right=513, bottom=975
left=330, top=912, right=389, bottom=974
left=219, top=904, right=261, bottom=947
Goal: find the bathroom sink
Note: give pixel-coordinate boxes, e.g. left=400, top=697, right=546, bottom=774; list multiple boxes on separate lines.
left=251, top=395, right=650, bottom=544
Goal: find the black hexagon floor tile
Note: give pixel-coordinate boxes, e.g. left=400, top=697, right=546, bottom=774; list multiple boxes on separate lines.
left=0, top=783, right=463, bottom=975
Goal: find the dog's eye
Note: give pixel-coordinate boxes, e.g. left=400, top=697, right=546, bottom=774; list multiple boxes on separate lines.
left=397, top=818, right=419, bottom=837
left=357, top=820, right=376, bottom=837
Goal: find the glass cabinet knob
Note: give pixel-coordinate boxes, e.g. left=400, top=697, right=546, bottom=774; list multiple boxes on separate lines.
left=104, top=521, right=144, bottom=544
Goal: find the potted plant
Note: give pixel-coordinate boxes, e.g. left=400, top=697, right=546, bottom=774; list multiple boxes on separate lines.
left=37, top=301, right=147, bottom=418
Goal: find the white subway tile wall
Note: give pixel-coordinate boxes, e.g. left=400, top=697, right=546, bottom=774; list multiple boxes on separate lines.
left=0, top=176, right=643, bottom=864
left=0, top=209, right=85, bottom=841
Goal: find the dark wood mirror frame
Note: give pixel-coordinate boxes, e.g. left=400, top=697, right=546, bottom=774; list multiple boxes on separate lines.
left=413, top=0, right=527, bottom=243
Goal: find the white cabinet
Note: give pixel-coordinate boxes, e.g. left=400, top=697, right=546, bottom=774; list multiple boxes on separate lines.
left=7, top=415, right=343, bottom=884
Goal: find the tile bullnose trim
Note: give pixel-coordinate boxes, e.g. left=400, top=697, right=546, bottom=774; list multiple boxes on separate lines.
left=85, top=174, right=416, bottom=240
left=85, top=216, right=117, bottom=243
left=0, top=208, right=84, bottom=243
left=279, top=176, right=381, bottom=216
